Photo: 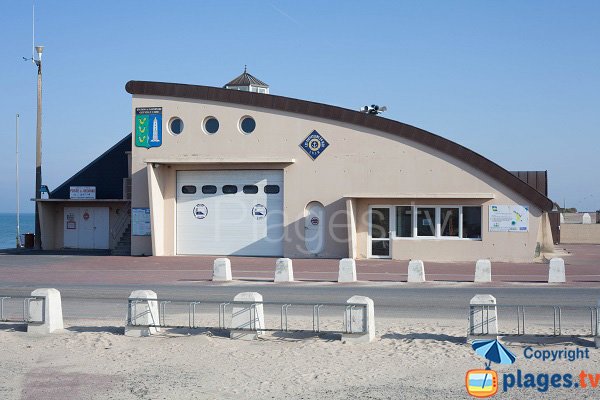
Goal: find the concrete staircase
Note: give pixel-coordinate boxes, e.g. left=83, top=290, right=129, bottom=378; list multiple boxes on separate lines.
left=112, top=223, right=131, bottom=256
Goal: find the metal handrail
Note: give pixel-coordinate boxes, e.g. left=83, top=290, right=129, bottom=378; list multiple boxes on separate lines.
left=469, top=303, right=599, bottom=338
left=127, top=298, right=368, bottom=335
left=0, top=296, right=45, bottom=323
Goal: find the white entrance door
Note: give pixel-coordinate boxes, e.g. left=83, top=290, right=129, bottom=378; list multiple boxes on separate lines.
left=304, top=201, right=325, bottom=254
left=63, top=207, right=109, bottom=249
left=176, top=170, right=284, bottom=256
left=369, top=206, right=391, bottom=258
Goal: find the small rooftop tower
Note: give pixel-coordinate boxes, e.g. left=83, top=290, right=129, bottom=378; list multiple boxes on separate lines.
left=224, top=66, right=269, bottom=94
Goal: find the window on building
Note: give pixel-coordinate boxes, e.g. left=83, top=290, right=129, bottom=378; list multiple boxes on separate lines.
left=203, top=117, right=219, bottom=135
left=395, top=206, right=413, bottom=237
left=181, top=185, right=196, bottom=194
left=240, top=117, right=256, bottom=134
left=201, top=185, right=217, bottom=194
left=416, top=207, right=436, bottom=236
left=392, top=205, right=482, bottom=240
left=462, top=206, right=482, bottom=239
left=264, top=185, right=280, bottom=194
left=169, top=117, right=184, bottom=135
left=441, top=208, right=459, bottom=237
left=222, top=185, right=238, bottom=194
left=243, top=185, right=258, bottom=194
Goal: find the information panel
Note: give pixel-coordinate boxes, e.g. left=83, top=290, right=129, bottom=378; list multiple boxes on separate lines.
left=489, top=205, right=529, bottom=232
left=132, top=208, right=151, bottom=236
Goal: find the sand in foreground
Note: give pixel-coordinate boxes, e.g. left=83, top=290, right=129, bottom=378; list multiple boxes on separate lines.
left=0, top=318, right=599, bottom=399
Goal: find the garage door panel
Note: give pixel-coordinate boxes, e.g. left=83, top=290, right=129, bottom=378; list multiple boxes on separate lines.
left=176, top=170, right=283, bottom=256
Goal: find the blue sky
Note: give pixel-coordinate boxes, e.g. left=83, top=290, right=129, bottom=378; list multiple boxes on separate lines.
left=0, top=1, right=598, bottom=212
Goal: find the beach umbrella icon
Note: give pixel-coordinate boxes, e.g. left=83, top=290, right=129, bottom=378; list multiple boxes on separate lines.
left=472, top=339, right=516, bottom=368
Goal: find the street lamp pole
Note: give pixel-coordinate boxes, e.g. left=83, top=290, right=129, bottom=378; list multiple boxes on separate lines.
left=33, top=45, right=43, bottom=250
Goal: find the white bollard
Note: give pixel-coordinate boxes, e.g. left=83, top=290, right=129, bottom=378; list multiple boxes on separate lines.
left=548, top=258, right=566, bottom=283
left=582, top=213, right=592, bottom=224
left=230, top=292, right=265, bottom=340
left=407, top=260, right=426, bottom=283
left=213, top=258, right=232, bottom=281
left=338, top=258, right=357, bottom=282
left=468, top=294, right=498, bottom=339
left=274, top=258, right=294, bottom=282
left=342, top=295, right=375, bottom=343
left=125, top=290, right=160, bottom=337
left=28, top=288, right=63, bottom=334
left=474, top=260, right=492, bottom=283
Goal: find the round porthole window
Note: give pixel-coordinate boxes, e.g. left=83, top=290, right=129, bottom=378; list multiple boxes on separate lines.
left=240, top=116, right=256, bottom=135
left=169, top=117, right=184, bottom=135
left=203, top=117, right=219, bottom=135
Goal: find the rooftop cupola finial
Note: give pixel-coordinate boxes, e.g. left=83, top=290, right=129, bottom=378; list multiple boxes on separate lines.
left=224, top=66, right=269, bottom=94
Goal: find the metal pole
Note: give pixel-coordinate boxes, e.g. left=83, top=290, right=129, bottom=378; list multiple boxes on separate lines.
left=33, top=49, right=43, bottom=249
left=16, top=113, right=21, bottom=248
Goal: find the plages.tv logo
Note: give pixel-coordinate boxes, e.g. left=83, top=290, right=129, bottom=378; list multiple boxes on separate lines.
left=466, top=339, right=516, bottom=398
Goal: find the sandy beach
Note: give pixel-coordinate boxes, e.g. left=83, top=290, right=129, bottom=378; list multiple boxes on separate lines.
left=1, top=316, right=599, bottom=400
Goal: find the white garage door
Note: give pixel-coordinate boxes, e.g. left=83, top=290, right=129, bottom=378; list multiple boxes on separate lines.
left=176, top=170, right=284, bottom=256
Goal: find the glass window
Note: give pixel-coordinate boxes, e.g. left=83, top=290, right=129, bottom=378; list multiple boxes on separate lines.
left=204, top=117, right=219, bottom=135
left=240, top=117, right=256, bottom=134
left=201, top=185, right=217, bottom=194
left=243, top=185, right=258, bottom=194
left=371, top=208, right=390, bottom=239
left=169, top=117, right=183, bottom=135
left=181, top=185, right=196, bottom=194
left=371, top=240, right=390, bottom=256
left=264, top=185, right=280, bottom=194
left=395, top=206, right=413, bottom=237
left=463, top=206, right=482, bottom=239
left=417, top=207, right=436, bottom=236
left=222, top=185, right=237, bottom=194
left=441, top=208, right=459, bottom=237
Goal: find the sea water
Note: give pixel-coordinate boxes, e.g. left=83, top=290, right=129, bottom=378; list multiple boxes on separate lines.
left=0, top=213, right=35, bottom=249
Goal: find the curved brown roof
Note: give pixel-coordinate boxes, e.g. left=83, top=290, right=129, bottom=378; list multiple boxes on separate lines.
left=125, top=80, right=553, bottom=211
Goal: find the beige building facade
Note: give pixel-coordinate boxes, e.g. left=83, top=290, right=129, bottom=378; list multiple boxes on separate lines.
left=126, top=80, right=553, bottom=262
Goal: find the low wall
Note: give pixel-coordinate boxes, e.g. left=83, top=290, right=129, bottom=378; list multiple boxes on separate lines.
left=561, top=224, right=600, bottom=244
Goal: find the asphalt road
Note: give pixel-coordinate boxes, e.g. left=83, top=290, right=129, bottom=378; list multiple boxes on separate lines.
left=0, top=282, right=598, bottom=321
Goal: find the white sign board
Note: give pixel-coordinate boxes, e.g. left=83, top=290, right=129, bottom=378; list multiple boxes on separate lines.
left=489, top=205, right=529, bottom=232
left=132, top=208, right=151, bottom=236
left=69, top=186, right=96, bottom=199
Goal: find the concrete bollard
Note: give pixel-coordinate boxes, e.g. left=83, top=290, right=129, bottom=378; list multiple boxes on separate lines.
left=230, top=292, right=265, bottom=340
left=338, top=258, right=357, bottom=282
left=274, top=258, right=294, bottom=282
left=582, top=213, right=592, bottom=224
left=407, top=260, right=426, bottom=283
left=213, top=258, right=232, bottom=281
left=468, top=294, right=498, bottom=339
left=28, top=288, right=64, bottom=334
left=474, top=260, right=492, bottom=283
left=125, top=290, right=160, bottom=337
left=548, top=258, right=566, bottom=283
left=342, top=295, right=375, bottom=343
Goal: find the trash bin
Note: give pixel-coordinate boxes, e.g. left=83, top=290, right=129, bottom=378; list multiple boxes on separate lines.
left=24, top=233, right=35, bottom=249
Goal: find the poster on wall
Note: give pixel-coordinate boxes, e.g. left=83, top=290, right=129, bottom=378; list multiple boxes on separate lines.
left=132, top=208, right=151, bottom=236
left=70, top=186, right=96, bottom=199
left=489, top=205, right=529, bottom=232
left=135, top=107, right=162, bottom=148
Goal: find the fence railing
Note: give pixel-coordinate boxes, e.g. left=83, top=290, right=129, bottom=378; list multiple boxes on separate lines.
left=469, top=303, right=598, bottom=338
left=0, top=296, right=45, bottom=323
left=127, top=298, right=368, bottom=335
